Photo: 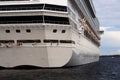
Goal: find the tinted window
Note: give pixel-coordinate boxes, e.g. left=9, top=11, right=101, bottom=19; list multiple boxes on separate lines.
left=26, top=29, right=31, bottom=33
left=5, top=30, right=10, bottom=33
left=53, top=29, right=57, bottom=33
left=16, top=29, right=21, bottom=33
left=62, top=30, right=66, bottom=33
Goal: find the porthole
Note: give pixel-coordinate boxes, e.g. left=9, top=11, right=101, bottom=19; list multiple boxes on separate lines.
left=53, top=29, right=57, bottom=33
left=26, top=29, right=31, bottom=33
left=62, top=30, right=66, bottom=33
left=16, top=29, right=21, bottom=33
left=5, top=30, right=10, bottom=33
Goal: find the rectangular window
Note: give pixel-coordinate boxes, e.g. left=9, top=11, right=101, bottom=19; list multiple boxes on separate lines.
left=44, top=39, right=58, bottom=43
left=60, top=40, right=75, bottom=44
left=26, top=29, right=31, bottom=33
left=44, top=4, right=67, bottom=12
left=17, top=40, right=41, bottom=43
left=0, top=40, right=14, bottom=43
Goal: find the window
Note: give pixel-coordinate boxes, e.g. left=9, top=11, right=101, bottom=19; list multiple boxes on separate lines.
left=44, top=16, right=69, bottom=24
left=16, top=29, right=21, bottom=33
left=53, top=29, right=57, bottom=33
left=26, top=29, right=31, bottom=33
left=62, top=30, right=66, bottom=33
left=44, top=39, right=58, bottom=43
left=5, top=30, right=10, bottom=33
left=44, top=4, right=67, bottom=12
left=60, top=40, right=75, bottom=44
left=0, top=40, right=14, bottom=43
left=17, top=40, right=41, bottom=43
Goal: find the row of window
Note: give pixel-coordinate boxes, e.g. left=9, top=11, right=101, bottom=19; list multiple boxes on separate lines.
left=53, top=29, right=66, bottom=33
left=43, top=40, right=75, bottom=44
left=0, top=39, right=75, bottom=44
left=5, top=29, right=31, bottom=33
left=0, top=16, right=69, bottom=25
left=4, top=29, right=66, bottom=33
left=0, top=4, right=67, bottom=12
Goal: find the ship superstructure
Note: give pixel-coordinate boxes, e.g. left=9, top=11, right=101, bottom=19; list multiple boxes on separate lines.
left=0, top=0, right=100, bottom=67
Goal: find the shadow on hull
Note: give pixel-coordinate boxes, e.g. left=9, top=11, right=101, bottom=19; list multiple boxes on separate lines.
left=0, top=65, right=43, bottom=70
left=0, top=61, right=99, bottom=70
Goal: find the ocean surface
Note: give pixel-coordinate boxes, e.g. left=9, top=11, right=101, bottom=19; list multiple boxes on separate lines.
left=0, top=56, right=120, bottom=80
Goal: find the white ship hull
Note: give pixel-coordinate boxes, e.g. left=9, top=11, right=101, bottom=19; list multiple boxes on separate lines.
left=0, top=0, right=101, bottom=68
left=0, top=43, right=99, bottom=68
left=0, top=25, right=99, bottom=67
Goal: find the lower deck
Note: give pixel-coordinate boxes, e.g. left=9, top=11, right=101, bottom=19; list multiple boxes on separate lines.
left=0, top=24, right=99, bottom=67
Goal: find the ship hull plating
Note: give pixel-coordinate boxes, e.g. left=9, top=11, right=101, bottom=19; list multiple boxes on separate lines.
left=0, top=34, right=99, bottom=68
left=0, top=0, right=100, bottom=68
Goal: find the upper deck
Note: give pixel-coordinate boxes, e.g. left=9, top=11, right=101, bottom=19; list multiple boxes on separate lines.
left=0, top=0, right=100, bottom=38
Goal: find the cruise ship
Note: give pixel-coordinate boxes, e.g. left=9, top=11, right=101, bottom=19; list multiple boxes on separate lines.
left=0, top=0, right=101, bottom=68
